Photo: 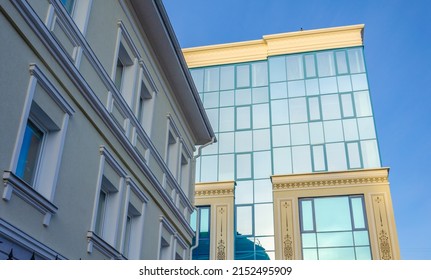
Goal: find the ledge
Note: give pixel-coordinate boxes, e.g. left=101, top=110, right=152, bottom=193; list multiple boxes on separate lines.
left=183, top=24, right=364, bottom=67
left=86, top=231, right=125, bottom=260
left=2, top=171, right=58, bottom=226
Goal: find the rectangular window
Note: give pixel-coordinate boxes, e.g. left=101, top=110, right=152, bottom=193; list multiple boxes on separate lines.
left=95, top=189, right=107, bottom=236
left=60, top=0, right=75, bottom=15
left=236, top=65, right=250, bottom=88
left=16, top=120, right=44, bottom=185
left=316, top=52, right=335, bottom=77
left=192, top=207, right=211, bottom=260
left=115, top=58, right=124, bottom=90
left=304, top=55, right=317, bottom=78
left=299, top=196, right=371, bottom=260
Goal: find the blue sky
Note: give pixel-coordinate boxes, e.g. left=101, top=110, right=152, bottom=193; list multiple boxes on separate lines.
left=163, top=0, right=431, bottom=260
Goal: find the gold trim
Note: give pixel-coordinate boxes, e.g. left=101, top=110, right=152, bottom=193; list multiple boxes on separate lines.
left=183, top=24, right=364, bottom=67
left=273, top=177, right=388, bottom=190
left=195, top=181, right=235, bottom=198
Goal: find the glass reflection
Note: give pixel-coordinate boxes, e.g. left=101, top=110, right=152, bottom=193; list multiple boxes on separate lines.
left=288, top=80, right=306, bottom=97
left=271, top=99, right=289, bottom=125
left=286, top=55, right=304, bottom=80
left=252, top=87, right=269, bottom=103
left=252, top=62, right=268, bottom=87
left=220, top=66, right=234, bottom=90
left=236, top=65, right=250, bottom=88
left=269, top=56, right=286, bottom=82
left=253, top=151, right=272, bottom=179
left=236, top=206, right=253, bottom=235
left=270, top=82, right=288, bottom=99
left=204, top=68, right=219, bottom=92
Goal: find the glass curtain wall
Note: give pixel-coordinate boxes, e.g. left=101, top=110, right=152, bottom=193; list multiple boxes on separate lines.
left=191, top=47, right=380, bottom=260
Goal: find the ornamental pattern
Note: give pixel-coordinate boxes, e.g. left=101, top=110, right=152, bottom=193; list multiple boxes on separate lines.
left=378, top=230, right=392, bottom=260
left=216, top=239, right=226, bottom=260
left=283, top=233, right=293, bottom=260
left=273, top=177, right=388, bottom=190
left=195, top=189, right=234, bottom=197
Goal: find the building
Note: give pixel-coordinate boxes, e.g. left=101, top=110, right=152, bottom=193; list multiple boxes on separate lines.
left=184, top=25, right=400, bottom=260
left=0, top=0, right=214, bottom=259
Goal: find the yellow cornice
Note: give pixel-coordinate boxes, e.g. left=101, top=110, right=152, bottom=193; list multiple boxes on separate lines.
left=195, top=181, right=235, bottom=198
left=183, top=24, right=364, bottom=68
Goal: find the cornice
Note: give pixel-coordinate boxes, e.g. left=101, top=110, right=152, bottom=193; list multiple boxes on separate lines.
left=195, top=181, right=235, bottom=198
left=183, top=24, right=364, bottom=68
left=272, top=168, right=389, bottom=191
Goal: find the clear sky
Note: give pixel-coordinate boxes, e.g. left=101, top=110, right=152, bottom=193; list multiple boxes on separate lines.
left=163, top=0, right=431, bottom=260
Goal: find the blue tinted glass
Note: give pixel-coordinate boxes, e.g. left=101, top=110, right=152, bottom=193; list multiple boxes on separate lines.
left=301, top=200, right=314, bottom=231
left=286, top=55, right=304, bottom=80
left=191, top=69, right=204, bottom=92
left=220, top=66, right=235, bottom=90
left=302, top=233, right=317, bottom=248
left=204, top=68, right=219, bottom=92
left=270, top=82, right=288, bottom=99
left=354, top=231, right=370, bottom=246
left=252, top=87, right=269, bottom=103
left=317, top=232, right=354, bottom=247
left=269, top=57, right=286, bottom=82
left=252, top=62, right=268, bottom=87
left=314, top=196, right=352, bottom=232
left=236, top=65, right=250, bottom=88
left=319, top=247, right=355, bottom=260
left=355, top=247, right=372, bottom=260
left=254, top=203, right=274, bottom=235
left=16, top=121, right=43, bottom=184
left=236, top=153, right=252, bottom=179
left=236, top=206, right=253, bottom=235
left=351, top=197, right=366, bottom=228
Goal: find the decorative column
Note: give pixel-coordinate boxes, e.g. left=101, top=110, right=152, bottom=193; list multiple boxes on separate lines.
left=194, top=181, right=235, bottom=260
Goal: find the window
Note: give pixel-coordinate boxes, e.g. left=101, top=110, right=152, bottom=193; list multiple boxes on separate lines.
left=94, top=174, right=119, bottom=240
left=299, top=195, right=371, bottom=260
left=192, top=207, right=211, bottom=260
left=166, top=130, right=178, bottom=177
left=16, top=120, right=44, bottom=185
left=136, top=78, right=154, bottom=133
left=60, top=0, right=75, bottom=15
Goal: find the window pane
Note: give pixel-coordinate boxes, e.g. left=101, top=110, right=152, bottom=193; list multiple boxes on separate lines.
left=191, top=69, right=204, bottom=92
left=286, top=55, right=304, bottom=80
left=204, top=68, right=219, bottom=92
left=269, top=56, right=286, bottom=82
left=357, top=117, right=376, bottom=139
left=319, top=247, right=355, bottom=260
left=319, top=77, right=338, bottom=94
left=200, top=208, right=210, bottom=234
left=288, top=80, right=306, bottom=97
left=255, top=236, right=275, bottom=251
left=351, top=197, right=366, bottom=229
left=351, top=74, right=368, bottom=91
left=270, top=82, right=287, bottom=99
left=235, top=131, right=252, bottom=152
left=254, top=151, right=272, bottom=179
left=236, top=88, right=252, bottom=105
left=236, top=206, right=253, bottom=235
left=60, top=0, right=75, bottom=14
left=347, top=142, right=362, bottom=169
left=324, top=120, right=344, bottom=142
left=305, top=79, right=319, bottom=96
left=235, top=181, right=253, bottom=204
left=253, top=103, right=270, bottom=129
left=255, top=203, right=274, bottom=235
left=254, top=179, right=272, bottom=203
left=301, top=200, right=314, bottom=231
left=203, top=91, right=219, bottom=108
left=348, top=48, right=365, bottom=73
left=219, top=154, right=234, bottom=181
left=236, top=153, right=252, bottom=179
left=337, top=75, right=352, bottom=92
left=326, top=143, right=347, bottom=171
left=220, top=90, right=234, bottom=107
left=303, top=249, right=318, bottom=260
left=321, top=94, right=341, bottom=120
left=95, top=190, right=107, bottom=235
left=304, top=55, right=316, bottom=78
left=291, top=123, right=309, bottom=145
left=292, top=145, right=312, bottom=173
left=354, top=231, right=370, bottom=246
left=272, top=125, right=290, bottom=147
left=343, top=119, right=359, bottom=141
left=236, top=106, right=251, bottom=130
left=252, top=62, right=268, bottom=87
left=220, top=66, right=234, bottom=90
left=271, top=99, right=289, bottom=125
left=289, top=98, right=307, bottom=123
left=354, top=91, right=372, bottom=117
left=308, top=97, right=321, bottom=121
left=361, top=140, right=380, bottom=168
left=16, top=121, right=43, bottom=184
left=341, top=94, right=355, bottom=118
left=219, top=132, right=234, bottom=153
left=273, top=147, right=292, bottom=174
left=302, top=233, right=317, bottom=248
left=355, top=247, right=372, bottom=260
left=236, top=65, right=250, bottom=88
left=335, top=51, right=348, bottom=74
left=252, top=87, right=269, bottom=103
left=314, top=196, right=352, bottom=232
left=253, top=129, right=270, bottom=151
left=316, top=52, right=335, bottom=77
left=218, top=107, right=234, bottom=132
left=312, top=145, right=326, bottom=171
left=206, top=108, right=219, bottom=132
left=200, top=155, right=218, bottom=182
left=317, top=232, right=354, bottom=247
left=309, top=122, right=324, bottom=144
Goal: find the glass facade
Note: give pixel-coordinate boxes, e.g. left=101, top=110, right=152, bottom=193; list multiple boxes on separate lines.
left=191, top=207, right=211, bottom=260
left=191, top=47, right=380, bottom=260
left=299, top=195, right=372, bottom=260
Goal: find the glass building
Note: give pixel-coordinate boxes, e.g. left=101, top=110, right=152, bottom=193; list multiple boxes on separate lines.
left=185, top=25, right=399, bottom=260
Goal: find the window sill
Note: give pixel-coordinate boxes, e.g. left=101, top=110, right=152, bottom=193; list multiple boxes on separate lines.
left=86, top=231, right=125, bottom=260
left=2, top=171, right=58, bottom=226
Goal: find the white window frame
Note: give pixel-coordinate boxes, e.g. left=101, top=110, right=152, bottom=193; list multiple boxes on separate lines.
left=3, top=64, right=74, bottom=226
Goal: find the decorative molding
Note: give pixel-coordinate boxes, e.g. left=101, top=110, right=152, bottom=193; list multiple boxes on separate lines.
left=216, top=206, right=227, bottom=260
left=195, top=181, right=235, bottom=198
left=372, top=194, right=393, bottom=260
left=86, top=231, right=125, bottom=260
left=0, top=218, right=66, bottom=259
left=273, top=177, right=388, bottom=190
left=183, top=24, right=364, bottom=68
left=2, top=171, right=58, bottom=227
left=280, top=200, right=294, bottom=260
